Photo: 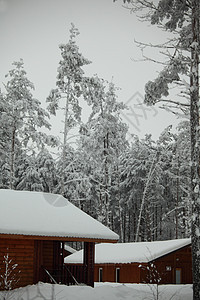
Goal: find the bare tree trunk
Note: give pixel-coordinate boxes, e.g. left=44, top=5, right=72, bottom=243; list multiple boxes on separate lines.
left=155, top=204, right=158, bottom=241
left=118, top=194, right=124, bottom=242
left=135, top=154, right=157, bottom=242
left=115, top=161, right=124, bottom=242
left=190, top=1, right=200, bottom=299
left=123, top=207, right=126, bottom=243
left=159, top=205, right=163, bottom=238
left=61, top=81, right=70, bottom=196
left=144, top=199, right=152, bottom=242
left=175, top=157, right=180, bottom=239
left=128, top=210, right=131, bottom=242
left=10, top=126, right=16, bottom=189
left=103, top=132, right=110, bottom=226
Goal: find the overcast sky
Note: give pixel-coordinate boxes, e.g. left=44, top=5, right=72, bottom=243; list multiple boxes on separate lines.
left=0, top=0, right=182, bottom=141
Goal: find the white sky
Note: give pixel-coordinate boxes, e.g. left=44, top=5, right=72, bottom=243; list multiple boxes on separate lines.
left=0, top=0, right=183, bottom=141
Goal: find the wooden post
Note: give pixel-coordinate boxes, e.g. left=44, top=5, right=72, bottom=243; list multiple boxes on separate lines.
left=83, top=242, right=95, bottom=287
left=33, top=240, right=44, bottom=283
left=53, top=241, right=61, bottom=269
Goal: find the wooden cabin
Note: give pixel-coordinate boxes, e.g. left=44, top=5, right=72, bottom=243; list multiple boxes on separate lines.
left=65, top=238, right=192, bottom=285
left=0, top=189, right=118, bottom=290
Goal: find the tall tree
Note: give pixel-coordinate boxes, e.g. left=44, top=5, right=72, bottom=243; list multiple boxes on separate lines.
left=80, top=76, right=128, bottom=228
left=47, top=23, right=91, bottom=196
left=172, top=121, right=191, bottom=238
left=1, top=60, right=54, bottom=189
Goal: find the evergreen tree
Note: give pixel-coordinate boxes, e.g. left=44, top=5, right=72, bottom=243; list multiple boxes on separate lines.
left=47, top=23, right=91, bottom=196
left=172, top=121, right=191, bottom=238
left=16, top=152, right=43, bottom=191
left=1, top=60, right=54, bottom=189
left=37, top=148, right=57, bottom=193
left=80, top=76, right=128, bottom=228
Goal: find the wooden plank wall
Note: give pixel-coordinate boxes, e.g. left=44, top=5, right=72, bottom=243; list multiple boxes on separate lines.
left=43, top=240, right=54, bottom=270
left=94, top=246, right=192, bottom=284
left=0, top=238, right=34, bottom=289
left=33, top=240, right=55, bottom=283
left=153, top=245, right=192, bottom=284
left=94, top=263, right=141, bottom=283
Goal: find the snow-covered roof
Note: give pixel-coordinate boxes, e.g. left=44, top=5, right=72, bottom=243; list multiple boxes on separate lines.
left=64, top=238, right=191, bottom=264
left=0, top=189, right=119, bottom=242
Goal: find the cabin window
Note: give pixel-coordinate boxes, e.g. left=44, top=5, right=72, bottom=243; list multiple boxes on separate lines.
left=99, top=268, right=103, bottom=282
left=175, top=268, right=181, bottom=284
left=116, top=268, right=120, bottom=283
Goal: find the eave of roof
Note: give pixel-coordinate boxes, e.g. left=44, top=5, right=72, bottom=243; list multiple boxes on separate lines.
left=0, top=233, right=118, bottom=243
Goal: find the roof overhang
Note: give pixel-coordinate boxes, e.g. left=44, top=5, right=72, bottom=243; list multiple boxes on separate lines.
left=0, top=233, right=118, bottom=243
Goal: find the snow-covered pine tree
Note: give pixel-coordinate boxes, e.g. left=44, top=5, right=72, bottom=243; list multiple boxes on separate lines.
left=120, top=134, right=164, bottom=242
left=46, top=23, right=91, bottom=196
left=36, top=148, right=57, bottom=193
left=172, top=121, right=191, bottom=238
left=80, top=76, right=128, bottom=229
left=1, top=59, right=55, bottom=190
left=0, top=89, right=13, bottom=188
left=16, top=152, right=44, bottom=192
left=154, top=126, right=182, bottom=240
left=160, top=121, right=192, bottom=239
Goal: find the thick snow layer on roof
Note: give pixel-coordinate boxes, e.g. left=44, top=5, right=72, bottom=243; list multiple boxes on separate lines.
left=0, top=189, right=118, bottom=241
left=64, top=238, right=191, bottom=264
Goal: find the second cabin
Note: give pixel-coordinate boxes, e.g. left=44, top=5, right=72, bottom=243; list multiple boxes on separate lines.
left=65, top=238, right=192, bottom=284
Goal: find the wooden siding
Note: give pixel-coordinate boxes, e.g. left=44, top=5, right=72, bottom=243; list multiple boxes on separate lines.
left=93, top=245, right=192, bottom=285
left=0, top=239, right=60, bottom=289
left=34, top=240, right=61, bottom=283
left=43, top=241, right=54, bottom=270
left=94, top=263, right=141, bottom=283
left=143, top=245, right=193, bottom=284
left=0, top=238, right=97, bottom=289
left=0, top=238, right=34, bottom=289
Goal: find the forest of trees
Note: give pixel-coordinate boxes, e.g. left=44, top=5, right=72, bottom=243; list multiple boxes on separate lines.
left=1, top=0, right=200, bottom=298
left=0, top=24, right=192, bottom=245
left=116, top=1, right=199, bottom=298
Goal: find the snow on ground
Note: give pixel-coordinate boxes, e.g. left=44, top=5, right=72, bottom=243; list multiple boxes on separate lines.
left=0, top=282, right=193, bottom=300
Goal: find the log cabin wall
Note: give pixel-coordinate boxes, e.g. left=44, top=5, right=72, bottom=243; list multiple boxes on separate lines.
left=94, top=245, right=192, bottom=284
left=140, top=245, right=192, bottom=284
left=0, top=238, right=62, bottom=290
left=43, top=240, right=54, bottom=270
left=34, top=240, right=61, bottom=283
left=33, top=240, right=44, bottom=283
left=53, top=241, right=62, bottom=269
left=0, top=238, right=34, bottom=289
left=94, top=263, right=141, bottom=283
